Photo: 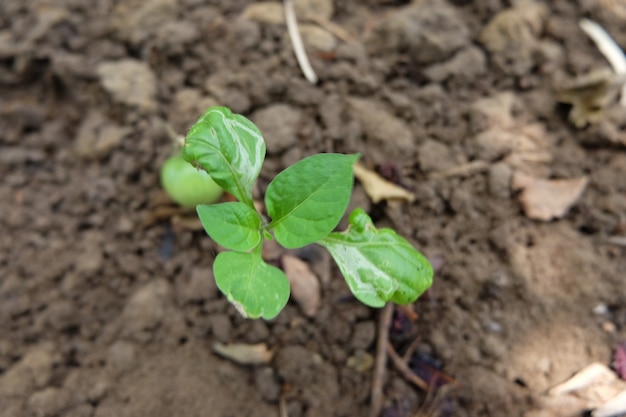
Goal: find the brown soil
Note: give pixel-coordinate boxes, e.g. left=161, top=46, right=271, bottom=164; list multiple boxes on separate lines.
left=1, top=1, right=625, bottom=416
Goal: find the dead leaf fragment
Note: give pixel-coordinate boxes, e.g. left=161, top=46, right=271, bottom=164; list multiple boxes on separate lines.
left=212, top=343, right=273, bottom=365
left=549, top=363, right=617, bottom=396
left=558, top=68, right=626, bottom=128
left=512, top=172, right=588, bottom=221
left=526, top=363, right=626, bottom=417
left=353, top=162, right=415, bottom=204
left=282, top=255, right=320, bottom=317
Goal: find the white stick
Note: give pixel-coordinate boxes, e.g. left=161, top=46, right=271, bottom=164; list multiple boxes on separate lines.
left=579, top=18, right=626, bottom=105
left=284, top=0, right=318, bottom=84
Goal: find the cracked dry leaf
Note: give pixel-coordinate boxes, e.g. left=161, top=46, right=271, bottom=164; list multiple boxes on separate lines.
left=212, top=343, right=273, bottom=365
left=558, top=68, right=626, bottom=128
left=512, top=172, right=588, bottom=221
left=282, top=255, right=320, bottom=317
left=353, top=162, right=415, bottom=204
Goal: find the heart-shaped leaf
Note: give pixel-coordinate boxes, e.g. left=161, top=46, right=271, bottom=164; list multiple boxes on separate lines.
left=266, top=153, right=358, bottom=249
left=183, top=107, right=265, bottom=207
left=319, top=208, right=433, bottom=307
left=197, top=202, right=262, bottom=252
left=213, top=251, right=290, bottom=320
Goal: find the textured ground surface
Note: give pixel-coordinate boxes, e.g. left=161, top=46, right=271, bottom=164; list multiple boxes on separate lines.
left=1, top=1, right=625, bottom=416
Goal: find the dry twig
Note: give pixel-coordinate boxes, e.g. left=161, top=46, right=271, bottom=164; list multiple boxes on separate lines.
left=428, top=160, right=490, bottom=180
left=306, top=13, right=356, bottom=43
left=284, top=0, right=318, bottom=84
left=386, top=341, right=429, bottom=391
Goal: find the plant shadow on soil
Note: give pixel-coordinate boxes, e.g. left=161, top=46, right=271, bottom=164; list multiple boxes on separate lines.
left=1, top=1, right=625, bottom=416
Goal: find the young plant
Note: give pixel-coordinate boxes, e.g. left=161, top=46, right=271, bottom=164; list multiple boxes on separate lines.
left=183, top=106, right=433, bottom=319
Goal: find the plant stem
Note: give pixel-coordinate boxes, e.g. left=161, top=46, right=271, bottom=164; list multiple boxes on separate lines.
left=369, top=303, right=393, bottom=417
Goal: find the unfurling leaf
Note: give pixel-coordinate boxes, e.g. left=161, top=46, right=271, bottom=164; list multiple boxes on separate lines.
left=266, top=153, right=359, bottom=249
left=197, top=202, right=261, bottom=252
left=213, top=251, right=290, bottom=319
left=183, top=106, right=265, bottom=207
left=319, top=208, right=433, bottom=308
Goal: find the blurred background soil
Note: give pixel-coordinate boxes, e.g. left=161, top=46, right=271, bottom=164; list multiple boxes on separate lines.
left=1, top=1, right=625, bottom=416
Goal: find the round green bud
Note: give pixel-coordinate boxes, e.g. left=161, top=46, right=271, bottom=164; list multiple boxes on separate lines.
left=160, top=154, right=223, bottom=207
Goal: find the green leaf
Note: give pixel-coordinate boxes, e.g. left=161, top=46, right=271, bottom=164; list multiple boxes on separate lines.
left=213, top=251, right=290, bottom=319
left=197, top=202, right=262, bottom=252
left=266, top=153, right=359, bottom=249
left=319, top=208, right=433, bottom=308
left=183, top=106, right=265, bottom=207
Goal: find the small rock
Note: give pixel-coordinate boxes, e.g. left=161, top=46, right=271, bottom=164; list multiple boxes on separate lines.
left=74, top=112, right=131, bottom=160
left=27, top=387, right=70, bottom=417
left=121, top=279, right=171, bottom=342
left=346, top=351, right=374, bottom=373
left=113, top=0, right=177, bottom=46
left=423, top=46, right=486, bottom=83
left=417, top=139, right=455, bottom=173
left=246, top=319, right=271, bottom=344
left=299, top=24, right=336, bottom=52
left=468, top=92, right=516, bottom=133
left=251, top=104, right=302, bottom=154
left=231, top=18, right=261, bottom=49
left=295, top=0, right=334, bottom=19
left=74, top=233, right=104, bottom=276
left=372, top=1, right=469, bottom=64
left=473, top=129, right=520, bottom=161
left=254, top=367, right=281, bottom=402
left=488, top=162, right=513, bottom=198
left=169, top=89, right=218, bottom=133
left=350, top=321, right=376, bottom=350
left=64, top=404, right=94, bottom=417
left=154, top=21, right=199, bottom=53
left=479, top=0, right=548, bottom=76
left=97, top=59, right=157, bottom=112
left=0, top=345, right=58, bottom=396
left=209, top=314, right=232, bottom=343
left=241, top=2, right=284, bottom=25
left=175, top=267, right=218, bottom=305
left=107, top=340, right=137, bottom=372
left=282, top=255, right=321, bottom=317
left=205, top=72, right=251, bottom=114
left=348, top=97, right=414, bottom=163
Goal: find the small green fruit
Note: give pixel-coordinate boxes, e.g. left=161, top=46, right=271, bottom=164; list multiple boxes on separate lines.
left=160, top=153, right=223, bottom=207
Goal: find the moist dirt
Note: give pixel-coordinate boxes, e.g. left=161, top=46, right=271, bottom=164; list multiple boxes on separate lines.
left=1, top=1, right=625, bottom=416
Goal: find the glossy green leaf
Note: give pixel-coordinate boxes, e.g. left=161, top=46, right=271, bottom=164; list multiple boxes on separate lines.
left=266, top=153, right=359, bottom=249
left=213, top=251, right=290, bottom=320
left=319, top=208, right=433, bottom=308
left=197, top=202, right=262, bottom=252
left=183, top=107, right=265, bottom=207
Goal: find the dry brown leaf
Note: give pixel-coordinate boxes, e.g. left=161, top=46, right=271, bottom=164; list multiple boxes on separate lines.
left=558, top=68, right=626, bottom=128
left=512, top=172, right=588, bottom=221
left=212, top=342, right=273, bottom=365
left=353, top=162, right=415, bottom=204
left=282, top=255, right=320, bottom=317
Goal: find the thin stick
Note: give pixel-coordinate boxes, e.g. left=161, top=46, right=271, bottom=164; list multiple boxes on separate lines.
left=579, top=18, right=626, bottom=105
left=284, top=0, right=318, bottom=84
left=386, top=341, right=429, bottom=391
left=428, top=160, right=490, bottom=180
left=306, top=13, right=356, bottom=44
left=279, top=396, right=289, bottom=417
left=401, top=336, right=422, bottom=362
left=369, top=303, right=394, bottom=417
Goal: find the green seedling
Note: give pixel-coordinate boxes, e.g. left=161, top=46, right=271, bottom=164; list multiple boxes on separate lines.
left=161, top=153, right=223, bottom=207
left=183, top=106, right=433, bottom=319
